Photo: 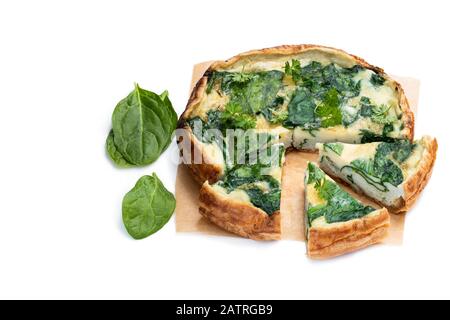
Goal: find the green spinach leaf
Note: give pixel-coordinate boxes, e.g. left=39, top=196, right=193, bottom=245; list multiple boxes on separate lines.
left=106, top=130, right=133, bottom=167
left=359, top=129, right=397, bottom=143
left=107, top=84, right=177, bottom=166
left=122, top=173, right=176, bottom=240
left=370, top=73, right=386, bottom=86
left=260, top=96, right=287, bottom=124
left=283, top=87, right=318, bottom=128
left=323, top=142, right=344, bottom=155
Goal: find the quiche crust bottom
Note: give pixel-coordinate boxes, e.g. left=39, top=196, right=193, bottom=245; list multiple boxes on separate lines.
left=307, top=208, right=390, bottom=259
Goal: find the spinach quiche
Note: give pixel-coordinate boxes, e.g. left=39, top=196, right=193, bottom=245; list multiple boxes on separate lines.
left=177, top=45, right=415, bottom=241
left=305, top=162, right=390, bottom=259
left=317, top=136, right=437, bottom=213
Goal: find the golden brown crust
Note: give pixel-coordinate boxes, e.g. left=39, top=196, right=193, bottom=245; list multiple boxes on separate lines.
left=307, top=208, right=390, bottom=259
left=393, top=136, right=438, bottom=213
left=199, top=182, right=280, bottom=240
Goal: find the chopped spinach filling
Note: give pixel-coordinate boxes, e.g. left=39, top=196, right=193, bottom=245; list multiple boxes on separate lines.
left=370, top=73, right=386, bottom=86
left=202, top=60, right=400, bottom=138
left=218, top=144, right=285, bottom=215
left=283, top=61, right=362, bottom=129
left=306, top=163, right=374, bottom=226
left=359, top=129, right=397, bottom=143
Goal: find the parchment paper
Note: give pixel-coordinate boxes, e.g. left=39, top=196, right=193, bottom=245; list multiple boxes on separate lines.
left=175, top=61, right=420, bottom=245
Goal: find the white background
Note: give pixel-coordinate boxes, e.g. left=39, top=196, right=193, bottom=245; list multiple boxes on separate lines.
left=0, top=0, right=449, bottom=300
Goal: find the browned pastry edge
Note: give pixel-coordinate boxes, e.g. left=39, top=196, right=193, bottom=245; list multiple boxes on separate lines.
left=394, top=136, right=438, bottom=213
left=307, top=208, right=390, bottom=259
left=199, top=182, right=280, bottom=241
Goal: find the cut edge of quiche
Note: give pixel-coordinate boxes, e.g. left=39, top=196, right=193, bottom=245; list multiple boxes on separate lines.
left=317, top=135, right=438, bottom=213
left=304, top=162, right=390, bottom=259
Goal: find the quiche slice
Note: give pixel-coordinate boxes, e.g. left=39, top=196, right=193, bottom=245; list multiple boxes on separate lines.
left=199, top=143, right=285, bottom=240
left=317, top=136, right=438, bottom=213
left=178, top=45, right=414, bottom=185
left=305, top=162, right=390, bottom=259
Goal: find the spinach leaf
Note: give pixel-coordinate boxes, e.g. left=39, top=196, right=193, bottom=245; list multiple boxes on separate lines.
left=359, top=129, right=397, bottom=143
left=246, top=187, right=281, bottom=215
left=323, top=142, right=344, bottom=155
left=283, top=87, right=318, bottom=128
left=106, top=130, right=133, bottom=167
left=370, top=73, right=386, bottom=86
left=359, top=96, right=373, bottom=117
left=300, top=62, right=361, bottom=99
left=261, top=96, right=287, bottom=124
left=160, top=90, right=178, bottom=130
left=108, top=84, right=177, bottom=166
left=321, top=63, right=361, bottom=98
left=391, top=140, right=416, bottom=162
left=122, top=173, right=176, bottom=240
